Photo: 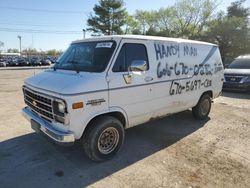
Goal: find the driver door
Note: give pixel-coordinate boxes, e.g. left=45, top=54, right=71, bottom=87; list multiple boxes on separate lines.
left=107, top=40, right=155, bottom=127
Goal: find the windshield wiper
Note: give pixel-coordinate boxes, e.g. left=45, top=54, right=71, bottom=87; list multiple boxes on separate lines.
left=68, top=60, right=80, bottom=73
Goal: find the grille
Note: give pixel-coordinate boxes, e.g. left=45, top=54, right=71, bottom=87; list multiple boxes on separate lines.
left=224, top=75, right=244, bottom=83
left=23, top=87, right=54, bottom=122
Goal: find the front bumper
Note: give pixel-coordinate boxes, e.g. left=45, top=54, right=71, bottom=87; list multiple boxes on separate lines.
left=22, top=107, right=75, bottom=145
left=223, top=82, right=250, bottom=92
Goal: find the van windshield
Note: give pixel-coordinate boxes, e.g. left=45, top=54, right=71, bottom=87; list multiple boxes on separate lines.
left=54, top=41, right=116, bottom=72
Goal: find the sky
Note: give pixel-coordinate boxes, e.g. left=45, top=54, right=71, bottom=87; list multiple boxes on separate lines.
left=0, top=0, right=249, bottom=51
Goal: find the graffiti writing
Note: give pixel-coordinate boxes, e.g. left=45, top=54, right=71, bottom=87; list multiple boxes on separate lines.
left=183, top=45, right=198, bottom=56
left=169, top=79, right=212, bottom=96
left=214, top=63, right=224, bottom=73
left=154, top=43, right=180, bottom=60
left=157, top=62, right=213, bottom=78
left=154, top=43, right=199, bottom=61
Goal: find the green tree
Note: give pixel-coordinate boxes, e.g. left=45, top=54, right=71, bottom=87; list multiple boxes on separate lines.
left=154, top=8, right=176, bottom=37
left=227, top=0, right=249, bottom=19
left=170, top=0, right=217, bottom=38
left=202, top=0, right=250, bottom=62
left=47, top=49, right=61, bottom=56
left=87, top=0, right=126, bottom=35
left=124, top=13, right=139, bottom=34
left=133, top=10, right=159, bottom=35
left=7, top=48, right=19, bottom=53
left=22, top=48, right=38, bottom=55
left=130, top=0, right=217, bottom=38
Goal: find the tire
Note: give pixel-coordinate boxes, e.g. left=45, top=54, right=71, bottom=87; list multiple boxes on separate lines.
left=82, top=116, right=125, bottom=162
left=192, top=94, right=212, bottom=120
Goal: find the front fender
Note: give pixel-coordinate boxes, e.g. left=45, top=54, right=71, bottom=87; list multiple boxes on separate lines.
left=78, top=106, right=129, bottom=140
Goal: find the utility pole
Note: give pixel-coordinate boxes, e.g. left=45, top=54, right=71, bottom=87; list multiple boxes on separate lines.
left=82, top=29, right=86, bottom=39
left=18, top=35, right=22, bottom=54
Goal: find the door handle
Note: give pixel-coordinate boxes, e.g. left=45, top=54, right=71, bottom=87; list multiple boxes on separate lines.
left=144, top=76, right=154, bottom=82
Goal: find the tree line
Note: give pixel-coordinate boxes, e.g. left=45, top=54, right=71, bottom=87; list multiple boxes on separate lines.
left=4, top=48, right=62, bottom=56
left=87, top=0, right=250, bottom=64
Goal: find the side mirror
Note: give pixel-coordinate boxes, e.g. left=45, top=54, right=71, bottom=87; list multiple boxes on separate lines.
left=129, top=60, right=147, bottom=72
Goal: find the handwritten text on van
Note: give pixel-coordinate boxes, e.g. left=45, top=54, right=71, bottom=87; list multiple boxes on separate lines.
left=154, top=43, right=197, bottom=60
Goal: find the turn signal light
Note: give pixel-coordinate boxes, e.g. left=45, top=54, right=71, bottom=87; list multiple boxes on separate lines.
left=72, top=102, right=84, bottom=109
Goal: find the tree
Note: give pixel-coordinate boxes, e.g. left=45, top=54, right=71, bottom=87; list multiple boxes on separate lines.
left=155, top=8, right=176, bottom=37
left=87, top=0, right=126, bottom=35
left=47, top=49, right=62, bottom=56
left=124, top=13, right=138, bottom=34
left=7, top=48, right=19, bottom=53
left=227, top=0, right=249, bottom=19
left=22, top=48, right=38, bottom=55
left=129, top=0, right=217, bottom=38
left=169, top=0, right=218, bottom=38
left=202, top=0, right=250, bottom=62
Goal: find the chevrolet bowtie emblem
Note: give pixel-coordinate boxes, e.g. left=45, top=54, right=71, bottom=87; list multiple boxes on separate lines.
left=32, top=101, right=37, bottom=106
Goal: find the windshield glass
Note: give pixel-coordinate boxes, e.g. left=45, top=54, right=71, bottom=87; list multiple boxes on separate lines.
left=54, top=41, right=116, bottom=72
left=229, top=58, right=250, bottom=69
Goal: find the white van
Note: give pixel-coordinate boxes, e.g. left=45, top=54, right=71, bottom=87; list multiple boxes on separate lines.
left=22, top=35, right=224, bottom=161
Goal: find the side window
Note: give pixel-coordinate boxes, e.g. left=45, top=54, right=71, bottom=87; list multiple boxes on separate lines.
left=113, top=43, right=149, bottom=72
left=112, top=45, right=126, bottom=72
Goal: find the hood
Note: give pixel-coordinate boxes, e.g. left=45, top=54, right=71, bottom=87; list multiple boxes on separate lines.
left=224, top=68, right=250, bottom=76
left=24, top=69, right=108, bottom=95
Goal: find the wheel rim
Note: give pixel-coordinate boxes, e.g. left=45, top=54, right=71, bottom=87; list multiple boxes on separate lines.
left=200, top=99, right=210, bottom=116
left=97, top=127, right=119, bottom=155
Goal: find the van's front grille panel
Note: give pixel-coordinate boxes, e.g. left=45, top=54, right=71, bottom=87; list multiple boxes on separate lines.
left=23, top=87, right=54, bottom=121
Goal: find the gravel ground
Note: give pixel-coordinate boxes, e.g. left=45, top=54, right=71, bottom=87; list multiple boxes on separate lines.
left=0, top=70, right=249, bottom=188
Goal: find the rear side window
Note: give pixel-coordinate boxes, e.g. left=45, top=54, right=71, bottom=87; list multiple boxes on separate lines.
left=112, top=43, right=149, bottom=72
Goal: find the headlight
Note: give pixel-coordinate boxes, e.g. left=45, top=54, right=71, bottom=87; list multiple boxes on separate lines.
left=52, top=99, right=68, bottom=124
left=240, top=76, right=250, bottom=83
left=53, top=99, right=67, bottom=115
left=58, top=102, right=66, bottom=113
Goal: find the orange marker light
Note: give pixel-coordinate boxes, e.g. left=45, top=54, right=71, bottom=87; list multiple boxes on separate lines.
left=72, top=102, right=84, bottom=109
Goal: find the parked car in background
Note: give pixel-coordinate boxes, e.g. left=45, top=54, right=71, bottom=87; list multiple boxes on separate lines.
left=223, top=55, right=250, bottom=92
left=0, top=61, right=7, bottom=67
left=0, top=55, right=58, bottom=67
left=17, top=58, right=30, bottom=66
left=8, top=58, right=19, bottom=66
left=41, top=59, right=52, bottom=66
left=30, top=58, right=42, bottom=66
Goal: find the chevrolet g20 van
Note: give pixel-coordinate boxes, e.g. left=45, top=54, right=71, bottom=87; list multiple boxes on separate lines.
left=22, top=35, right=224, bottom=161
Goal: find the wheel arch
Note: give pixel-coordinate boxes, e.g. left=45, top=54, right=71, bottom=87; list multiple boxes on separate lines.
left=80, top=107, right=128, bottom=139
left=203, top=90, right=213, bottom=98
left=194, top=90, right=213, bottom=107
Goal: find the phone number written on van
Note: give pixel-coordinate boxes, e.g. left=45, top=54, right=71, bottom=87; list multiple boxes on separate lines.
left=169, top=79, right=212, bottom=96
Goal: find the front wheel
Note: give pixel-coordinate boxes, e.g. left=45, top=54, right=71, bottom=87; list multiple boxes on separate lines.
left=192, top=94, right=212, bottom=120
left=82, top=116, right=124, bottom=162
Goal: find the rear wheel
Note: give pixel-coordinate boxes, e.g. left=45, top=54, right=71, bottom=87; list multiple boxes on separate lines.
left=192, top=94, right=212, bottom=120
left=82, top=116, right=124, bottom=162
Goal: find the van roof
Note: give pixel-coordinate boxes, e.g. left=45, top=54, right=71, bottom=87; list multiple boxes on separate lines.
left=72, top=35, right=217, bottom=46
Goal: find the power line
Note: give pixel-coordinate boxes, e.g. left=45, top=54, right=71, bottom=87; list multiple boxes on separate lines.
left=0, top=27, right=82, bottom=34
left=0, top=6, right=86, bottom=14
left=0, top=22, right=81, bottom=28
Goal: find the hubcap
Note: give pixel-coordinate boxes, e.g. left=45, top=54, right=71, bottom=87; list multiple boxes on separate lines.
left=200, top=99, right=210, bottom=116
left=97, top=127, right=119, bottom=154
